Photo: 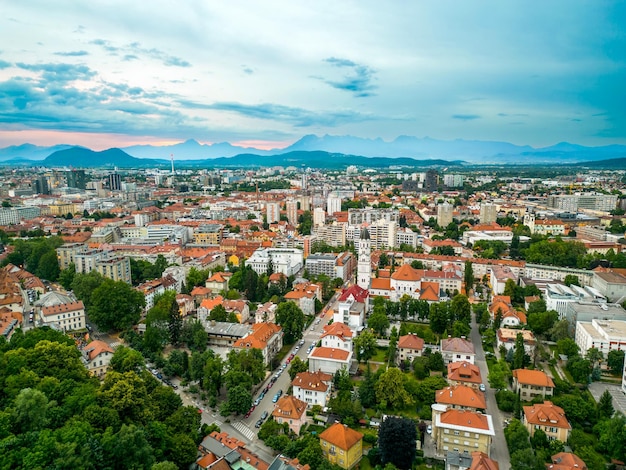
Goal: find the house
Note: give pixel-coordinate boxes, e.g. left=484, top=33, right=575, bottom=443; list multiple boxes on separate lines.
left=496, top=328, right=536, bottom=356
left=334, top=284, right=369, bottom=332
left=447, top=361, right=483, bottom=389
left=321, top=322, right=353, bottom=351
left=396, top=333, right=425, bottom=365
left=176, top=294, right=194, bottom=317
left=319, top=422, right=363, bottom=469
left=468, top=451, right=499, bottom=470
left=82, top=340, right=114, bottom=378
left=547, top=452, right=587, bottom=470
left=444, top=450, right=499, bottom=470
left=205, top=271, right=232, bottom=294
left=441, top=337, right=475, bottom=365
left=37, top=291, right=86, bottom=332
left=191, top=286, right=212, bottom=306
left=272, top=395, right=308, bottom=434
left=292, top=370, right=333, bottom=408
left=490, top=295, right=526, bottom=327
left=489, top=266, right=517, bottom=296
left=512, top=369, right=555, bottom=400
left=284, top=289, right=317, bottom=316
left=435, top=385, right=487, bottom=412
left=255, top=302, right=278, bottom=323
left=0, top=309, right=20, bottom=341
left=432, top=408, right=495, bottom=457
left=523, top=401, right=571, bottom=442
left=308, top=347, right=353, bottom=375
left=232, top=323, right=283, bottom=366
left=267, top=456, right=310, bottom=470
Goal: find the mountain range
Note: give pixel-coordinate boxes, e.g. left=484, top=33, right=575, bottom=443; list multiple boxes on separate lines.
left=0, top=134, right=625, bottom=168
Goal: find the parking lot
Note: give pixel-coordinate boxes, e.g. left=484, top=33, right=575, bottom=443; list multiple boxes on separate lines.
left=588, top=382, right=626, bottom=416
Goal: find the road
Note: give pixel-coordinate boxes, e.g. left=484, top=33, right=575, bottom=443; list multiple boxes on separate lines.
left=470, top=313, right=510, bottom=469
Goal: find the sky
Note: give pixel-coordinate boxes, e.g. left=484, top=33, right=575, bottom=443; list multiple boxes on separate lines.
left=0, top=1, right=625, bottom=150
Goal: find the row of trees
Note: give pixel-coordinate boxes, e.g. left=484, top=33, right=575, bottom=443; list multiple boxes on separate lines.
left=1, top=235, right=64, bottom=281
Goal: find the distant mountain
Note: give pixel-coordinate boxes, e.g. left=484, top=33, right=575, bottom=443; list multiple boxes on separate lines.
left=576, top=156, right=626, bottom=169
left=42, top=147, right=168, bottom=168
left=0, top=143, right=73, bottom=161
left=123, top=139, right=273, bottom=160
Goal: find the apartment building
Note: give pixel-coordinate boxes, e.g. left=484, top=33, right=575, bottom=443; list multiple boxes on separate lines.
left=512, top=369, right=555, bottom=400
left=523, top=401, right=571, bottom=442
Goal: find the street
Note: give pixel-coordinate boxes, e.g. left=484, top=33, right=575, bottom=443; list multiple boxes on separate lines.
left=470, top=313, right=511, bottom=469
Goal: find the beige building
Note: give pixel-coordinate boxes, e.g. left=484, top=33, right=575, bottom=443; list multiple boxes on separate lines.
left=512, top=369, right=555, bottom=400
left=433, top=407, right=495, bottom=457
left=56, top=243, right=87, bottom=270
left=396, top=333, right=425, bottom=365
left=292, top=370, right=333, bottom=408
left=82, top=340, right=114, bottom=378
left=272, top=395, right=308, bottom=435
left=523, top=401, right=571, bottom=442
left=94, top=256, right=132, bottom=283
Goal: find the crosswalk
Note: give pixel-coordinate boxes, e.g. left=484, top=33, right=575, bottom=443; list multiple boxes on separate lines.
left=231, top=421, right=256, bottom=441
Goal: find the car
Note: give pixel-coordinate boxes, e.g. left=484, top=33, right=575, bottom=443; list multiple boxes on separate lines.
left=272, top=394, right=280, bottom=403
left=254, top=398, right=261, bottom=406
left=426, top=425, right=432, bottom=435
left=479, top=383, right=486, bottom=392
left=299, top=339, right=305, bottom=346
left=276, top=389, right=283, bottom=397
left=261, top=411, right=268, bottom=420
left=264, top=386, right=270, bottom=394
left=259, top=392, right=265, bottom=399
left=294, top=346, right=300, bottom=352
left=255, top=419, right=263, bottom=428
left=244, top=411, right=252, bottom=419
left=156, top=373, right=163, bottom=380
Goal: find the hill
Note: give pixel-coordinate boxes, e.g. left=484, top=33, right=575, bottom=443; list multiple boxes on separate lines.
left=42, top=147, right=168, bottom=168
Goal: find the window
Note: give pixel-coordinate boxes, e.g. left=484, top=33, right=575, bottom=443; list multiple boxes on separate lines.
left=453, top=431, right=460, bottom=436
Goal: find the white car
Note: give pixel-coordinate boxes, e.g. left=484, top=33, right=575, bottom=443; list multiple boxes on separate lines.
left=426, top=425, right=432, bottom=435
left=479, top=383, right=486, bottom=392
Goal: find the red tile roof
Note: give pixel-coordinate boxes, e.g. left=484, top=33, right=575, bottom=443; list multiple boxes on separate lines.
left=292, top=371, right=333, bottom=391
left=397, top=334, right=425, bottom=350
left=523, top=401, right=571, bottom=430
left=512, top=369, right=555, bottom=388
left=319, top=422, right=363, bottom=451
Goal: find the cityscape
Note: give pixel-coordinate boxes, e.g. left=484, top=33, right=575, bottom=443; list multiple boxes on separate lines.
left=1, top=2, right=626, bottom=470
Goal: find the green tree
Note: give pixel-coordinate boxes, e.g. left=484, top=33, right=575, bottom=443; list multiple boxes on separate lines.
left=89, top=279, right=146, bottom=331
left=510, top=449, right=545, bottom=470
left=276, top=301, right=306, bottom=344
left=504, top=419, right=531, bottom=455
left=563, top=274, right=580, bottom=286
left=222, top=384, right=253, bottom=415
left=596, top=413, right=626, bottom=461
left=353, top=329, right=377, bottom=362
left=110, top=345, right=145, bottom=373
left=597, top=389, right=614, bottom=420
left=101, top=423, right=155, bottom=470
left=13, top=387, right=50, bottom=432
left=512, top=333, right=527, bottom=370
left=168, top=299, right=183, bottom=345
left=58, top=263, right=77, bottom=290
left=464, top=261, right=474, bottom=293
left=288, top=356, right=309, bottom=379
left=376, top=368, right=413, bottom=410
left=607, top=349, right=625, bottom=374
left=556, top=338, right=579, bottom=358
left=450, top=294, right=471, bottom=324
left=71, top=270, right=105, bottom=309
left=368, top=311, right=390, bottom=336
left=378, top=417, right=417, bottom=469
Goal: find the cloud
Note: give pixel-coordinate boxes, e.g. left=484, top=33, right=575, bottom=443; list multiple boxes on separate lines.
left=0, top=60, right=11, bottom=69
left=321, top=57, right=377, bottom=97
left=452, top=114, right=481, bottom=121
left=178, top=100, right=376, bottom=127
left=53, top=50, right=89, bottom=57
left=15, top=62, right=96, bottom=82
left=90, top=38, right=191, bottom=67
left=242, top=66, right=254, bottom=75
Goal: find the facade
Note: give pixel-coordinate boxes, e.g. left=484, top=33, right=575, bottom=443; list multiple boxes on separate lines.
left=523, top=401, right=571, bottom=442
left=292, top=370, right=333, bottom=408
left=232, top=322, right=283, bottom=366
left=308, top=347, right=352, bottom=375
left=95, top=256, right=132, bottom=283
left=547, top=194, right=617, bottom=213
left=245, top=248, right=304, bottom=276
left=591, top=271, right=626, bottom=302
left=441, top=337, right=476, bottom=365
left=56, top=243, right=88, bottom=270
left=563, top=301, right=626, bottom=336
left=357, top=227, right=371, bottom=290
left=433, top=408, right=495, bottom=457
left=435, top=385, right=487, bottom=412
left=0, top=206, right=42, bottom=225
left=496, top=328, right=536, bottom=356
left=437, top=202, right=454, bottom=228
left=479, top=203, right=497, bottom=224
left=575, top=318, right=626, bottom=357
left=272, top=395, right=308, bottom=435
left=266, top=202, right=280, bottom=224
left=319, top=423, right=363, bottom=469
left=512, top=369, right=555, bottom=400
left=447, top=361, right=483, bottom=389
left=396, top=334, right=425, bottom=365
left=334, top=285, right=369, bottom=333
left=82, top=340, right=114, bottom=378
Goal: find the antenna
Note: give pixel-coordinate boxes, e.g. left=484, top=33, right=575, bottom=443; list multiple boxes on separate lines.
left=170, top=154, right=175, bottom=175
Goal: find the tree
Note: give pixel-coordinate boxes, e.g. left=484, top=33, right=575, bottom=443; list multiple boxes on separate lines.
left=58, top=263, right=77, bottom=290
left=504, top=419, right=531, bottom=455
left=168, top=298, right=183, bottom=345
left=513, top=333, right=526, bottom=370
left=607, top=349, right=625, bottom=374
left=152, top=462, right=178, bottom=470
left=71, top=270, right=105, bottom=309
left=368, top=311, right=390, bottom=336
left=89, top=279, right=146, bottom=331
left=13, top=387, right=50, bottom=432
left=376, top=368, right=413, bottom=410
left=556, top=338, right=579, bottom=358
left=288, top=356, right=309, bottom=379
left=378, top=417, right=417, bottom=469
left=597, top=389, right=614, bottom=420
left=353, top=329, right=377, bottom=362
left=464, top=261, right=474, bottom=294
left=596, top=414, right=626, bottom=461
left=276, top=301, right=306, bottom=344
left=564, top=274, right=580, bottom=287
left=209, top=304, right=228, bottom=322
left=110, top=345, right=145, bottom=373
left=222, top=384, right=253, bottom=415
left=510, top=449, right=545, bottom=470
left=450, top=294, right=471, bottom=324
left=101, top=423, right=155, bottom=470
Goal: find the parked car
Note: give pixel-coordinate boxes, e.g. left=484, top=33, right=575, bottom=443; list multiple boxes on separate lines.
left=479, top=383, right=486, bottom=392
left=299, top=339, right=305, bottom=346
left=255, top=419, right=263, bottom=428
left=261, top=411, right=268, bottom=420
left=426, top=425, right=432, bottom=435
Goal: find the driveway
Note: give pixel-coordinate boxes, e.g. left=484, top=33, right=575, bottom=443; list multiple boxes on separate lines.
left=588, top=382, right=626, bottom=416
left=470, top=314, right=511, bottom=470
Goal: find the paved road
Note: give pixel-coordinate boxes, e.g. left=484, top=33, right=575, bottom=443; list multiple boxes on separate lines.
left=470, top=314, right=511, bottom=469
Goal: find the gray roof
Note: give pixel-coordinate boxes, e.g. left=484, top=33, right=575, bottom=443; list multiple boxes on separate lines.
left=35, top=291, right=76, bottom=307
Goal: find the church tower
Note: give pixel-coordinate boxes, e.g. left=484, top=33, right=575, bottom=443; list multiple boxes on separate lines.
left=357, top=226, right=372, bottom=290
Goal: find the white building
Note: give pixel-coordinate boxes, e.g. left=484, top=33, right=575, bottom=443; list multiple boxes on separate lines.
left=327, top=196, right=342, bottom=216
left=437, top=202, right=454, bottom=228
left=82, top=340, right=114, bottom=378
left=245, top=248, right=304, bottom=276
left=479, top=203, right=497, bottom=224
left=35, top=291, right=86, bottom=332
left=575, top=319, right=626, bottom=357
left=313, top=207, right=326, bottom=226
left=357, top=227, right=372, bottom=290
left=266, top=202, right=280, bottom=224
left=292, top=371, right=333, bottom=408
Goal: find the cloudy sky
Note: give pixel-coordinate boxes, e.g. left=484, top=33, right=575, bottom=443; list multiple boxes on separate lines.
left=0, top=1, right=624, bottom=150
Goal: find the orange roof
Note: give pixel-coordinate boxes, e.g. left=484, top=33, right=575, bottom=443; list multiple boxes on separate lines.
left=439, top=409, right=491, bottom=431
left=523, top=401, right=571, bottom=430
left=292, top=370, right=333, bottom=391
left=84, top=340, right=113, bottom=361
left=435, top=385, right=487, bottom=410
left=42, top=300, right=85, bottom=317
left=322, top=322, right=353, bottom=340
left=310, top=347, right=350, bottom=361
left=196, top=453, right=217, bottom=469
left=469, top=451, right=499, bottom=470
left=420, top=281, right=440, bottom=301
left=272, top=395, right=307, bottom=420
left=370, top=277, right=391, bottom=290
left=233, top=322, right=282, bottom=350
left=548, top=452, right=587, bottom=470
left=199, top=295, right=224, bottom=310
left=208, top=431, right=245, bottom=450
left=513, top=369, right=555, bottom=388
left=398, top=334, right=425, bottom=350
left=391, top=263, right=422, bottom=282
left=447, top=361, right=482, bottom=384
left=190, top=286, right=212, bottom=296
left=319, top=422, right=363, bottom=451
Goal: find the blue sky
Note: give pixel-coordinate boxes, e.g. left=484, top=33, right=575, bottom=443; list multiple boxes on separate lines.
left=0, top=1, right=624, bottom=149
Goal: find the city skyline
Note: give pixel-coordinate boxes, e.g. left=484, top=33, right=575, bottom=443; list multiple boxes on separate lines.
left=1, top=1, right=624, bottom=150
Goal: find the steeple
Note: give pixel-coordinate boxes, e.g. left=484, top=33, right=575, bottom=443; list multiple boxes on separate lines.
left=357, top=226, right=371, bottom=290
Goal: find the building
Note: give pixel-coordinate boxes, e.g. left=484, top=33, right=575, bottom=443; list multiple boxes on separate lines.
left=193, top=224, right=223, bottom=246
left=512, top=369, right=555, bottom=400
left=35, top=291, right=86, bottom=332
left=205, top=271, right=232, bottom=294
left=489, top=266, right=517, bottom=296
left=479, top=203, right=497, bottom=224
left=591, top=271, right=626, bottom=302
left=95, top=256, right=132, bottom=283
left=56, top=243, right=88, bottom=270
left=81, top=340, right=114, bottom=378
left=232, top=323, right=283, bottom=366
left=574, top=318, right=626, bottom=358
left=447, top=361, right=483, bottom=389
left=432, top=408, right=495, bottom=457
left=563, top=301, right=626, bottom=336
left=357, top=227, right=371, bottom=290
left=255, top=302, right=278, bottom=323
left=66, top=169, right=87, bottom=189
left=246, top=248, right=304, bottom=276
left=0, top=206, right=42, bottom=225
left=334, top=284, right=369, bottom=333
left=272, top=395, right=308, bottom=435
left=327, top=196, right=342, bottom=216
left=523, top=401, right=571, bottom=442
left=108, top=173, right=122, bottom=191
left=203, top=321, right=252, bottom=348
left=396, top=333, right=425, bottom=365
left=547, top=452, right=587, bottom=470
left=34, top=176, right=50, bottom=195
left=435, top=385, right=487, bottom=412
left=286, top=200, right=298, bottom=225
left=267, top=202, right=280, bottom=224
left=441, top=337, right=475, bottom=365
left=319, top=422, right=363, bottom=469
left=308, top=348, right=352, bottom=375
left=547, top=194, right=617, bottom=213
left=496, top=328, right=536, bottom=356
left=437, top=202, right=454, bottom=228
left=321, top=322, right=353, bottom=351
left=292, top=370, right=333, bottom=408
left=315, top=222, right=347, bottom=247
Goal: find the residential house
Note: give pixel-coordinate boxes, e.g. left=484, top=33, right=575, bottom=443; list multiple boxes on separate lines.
left=191, top=286, right=212, bottom=307
left=292, top=370, right=333, bottom=408
left=447, top=361, right=483, bottom=389
left=496, top=328, right=536, bottom=356
left=232, top=323, right=283, bottom=366
left=334, top=284, right=369, bottom=332
left=205, top=271, right=232, bottom=294
left=547, top=452, right=587, bottom=470
left=432, top=408, right=495, bottom=457
left=82, top=340, right=114, bottom=378
left=435, top=385, right=487, bottom=412
left=267, top=455, right=310, bottom=470
left=176, top=294, right=194, bottom=317
left=490, top=295, right=526, bottom=327
left=255, top=302, right=278, bottom=323
left=523, top=401, right=571, bottom=442
left=320, top=322, right=353, bottom=351
left=489, top=266, right=517, bottom=296
left=396, top=334, right=425, bottom=365
left=319, top=422, right=363, bottom=469
left=272, top=395, right=308, bottom=434
left=512, top=369, right=555, bottom=400
left=441, top=337, right=476, bottom=365
left=0, top=309, right=20, bottom=341
left=308, top=347, right=353, bottom=375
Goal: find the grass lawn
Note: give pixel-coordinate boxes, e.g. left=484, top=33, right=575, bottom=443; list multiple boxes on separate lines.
left=359, top=455, right=374, bottom=470
left=370, top=346, right=389, bottom=363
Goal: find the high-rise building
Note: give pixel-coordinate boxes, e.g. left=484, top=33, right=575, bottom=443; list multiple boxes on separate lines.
left=266, top=202, right=280, bottom=224
left=424, top=169, right=439, bottom=192
left=437, top=202, right=454, bottom=227
left=66, top=169, right=87, bottom=189
left=313, top=207, right=326, bottom=226
left=108, top=173, right=122, bottom=191
left=34, top=176, right=50, bottom=195
left=286, top=200, right=298, bottom=225
left=479, top=203, right=497, bottom=224
left=327, top=196, right=342, bottom=216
